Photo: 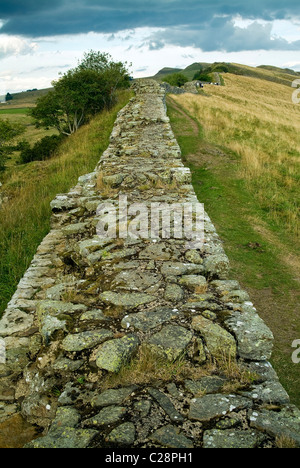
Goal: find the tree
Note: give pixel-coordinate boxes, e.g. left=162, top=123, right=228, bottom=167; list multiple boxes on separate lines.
left=31, top=69, right=108, bottom=135
left=5, top=93, right=13, bottom=102
left=0, top=119, right=25, bottom=171
left=78, top=50, right=130, bottom=88
left=78, top=51, right=131, bottom=108
left=163, top=73, right=189, bottom=87
left=31, top=51, right=131, bottom=136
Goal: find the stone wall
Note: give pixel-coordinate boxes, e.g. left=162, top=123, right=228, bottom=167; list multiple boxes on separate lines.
left=160, top=82, right=187, bottom=95
left=160, top=80, right=201, bottom=95
left=0, top=80, right=299, bottom=449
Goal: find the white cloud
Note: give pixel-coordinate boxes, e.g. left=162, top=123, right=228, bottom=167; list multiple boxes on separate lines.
left=0, top=34, right=37, bottom=58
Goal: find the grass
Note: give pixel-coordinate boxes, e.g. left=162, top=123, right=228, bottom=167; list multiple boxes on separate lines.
left=0, top=89, right=133, bottom=316
left=99, top=345, right=206, bottom=390
left=99, top=344, right=256, bottom=392
left=275, top=435, right=298, bottom=449
left=166, top=75, right=300, bottom=408
left=172, top=74, right=300, bottom=236
left=0, top=108, right=29, bottom=115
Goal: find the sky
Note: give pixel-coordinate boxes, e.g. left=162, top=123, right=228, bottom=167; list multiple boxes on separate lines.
left=0, top=0, right=300, bottom=95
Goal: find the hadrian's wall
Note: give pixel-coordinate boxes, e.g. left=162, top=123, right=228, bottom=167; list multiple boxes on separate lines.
left=0, top=80, right=300, bottom=448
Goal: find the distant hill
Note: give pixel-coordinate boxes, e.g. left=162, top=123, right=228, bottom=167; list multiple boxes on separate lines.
left=257, top=65, right=300, bottom=76
left=152, top=67, right=183, bottom=81
left=0, top=88, right=52, bottom=109
left=181, top=63, right=213, bottom=80
left=151, top=62, right=300, bottom=87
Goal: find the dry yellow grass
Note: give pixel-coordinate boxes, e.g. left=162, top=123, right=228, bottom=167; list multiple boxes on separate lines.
left=172, top=74, right=300, bottom=235
left=99, top=343, right=258, bottom=392
left=275, top=435, right=298, bottom=449
left=99, top=345, right=210, bottom=390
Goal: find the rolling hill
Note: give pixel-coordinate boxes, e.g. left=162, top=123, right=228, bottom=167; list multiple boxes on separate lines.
left=152, top=61, right=300, bottom=87
left=0, top=88, right=52, bottom=109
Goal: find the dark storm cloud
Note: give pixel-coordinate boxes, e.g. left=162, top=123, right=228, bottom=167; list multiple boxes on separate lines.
left=145, top=18, right=300, bottom=52
left=0, top=1, right=299, bottom=51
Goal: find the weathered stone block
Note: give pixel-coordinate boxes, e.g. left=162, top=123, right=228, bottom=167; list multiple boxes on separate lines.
left=106, top=422, right=136, bottom=446
left=100, top=291, right=155, bottom=310
left=151, top=425, right=194, bottom=449
left=91, top=386, right=137, bottom=408
left=146, top=325, right=193, bottom=361
left=241, top=381, right=290, bottom=405
left=102, top=173, right=124, bottom=188
left=62, top=222, right=88, bottom=236
left=249, top=406, right=300, bottom=447
left=0, top=309, right=33, bottom=337
left=204, top=254, right=230, bottom=279
left=61, top=329, right=114, bottom=352
left=82, top=406, right=126, bottom=428
left=148, top=388, right=184, bottom=423
left=161, top=262, right=204, bottom=277
left=121, top=308, right=180, bottom=332
left=164, top=284, right=184, bottom=302
left=179, top=275, right=207, bottom=293
left=191, top=315, right=237, bottom=360
left=95, top=335, right=139, bottom=373
left=225, top=305, right=274, bottom=361
left=203, top=429, right=262, bottom=449
left=189, top=394, right=252, bottom=422
left=25, top=427, right=98, bottom=449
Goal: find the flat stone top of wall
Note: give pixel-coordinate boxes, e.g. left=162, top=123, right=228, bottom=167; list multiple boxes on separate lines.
left=0, top=79, right=299, bottom=449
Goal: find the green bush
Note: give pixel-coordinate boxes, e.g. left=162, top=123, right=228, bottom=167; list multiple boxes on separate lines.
left=193, top=71, right=213, bottom=82
left=163, top=73, right=189, bottom=87
left=20, top=135, right=65, bottom=164
left=212, top=64, right=229, bottom=73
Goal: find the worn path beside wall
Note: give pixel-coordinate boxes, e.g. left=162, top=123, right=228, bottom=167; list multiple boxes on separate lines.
left=0, top=80, right=300, bottom=448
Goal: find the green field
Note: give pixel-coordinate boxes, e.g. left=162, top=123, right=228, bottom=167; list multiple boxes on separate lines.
left=0, top=108, right=29, bottom=115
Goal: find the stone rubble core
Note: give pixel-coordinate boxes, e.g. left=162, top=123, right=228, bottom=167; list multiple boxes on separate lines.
left=0, top=79, right=299, bottom=449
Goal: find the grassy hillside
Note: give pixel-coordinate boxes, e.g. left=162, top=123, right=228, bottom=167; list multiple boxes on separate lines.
left=226, top=63, right=299, bottom=87
left=0, top=88, right=52, bottom=109
left=153, top=67, right=183, bottom=81
left=0, top=89, right=132, bottom=316
left=166, top=72, right=300, bottom=406
left=181, top=62, right=213, bottom=81
left=153, top=61, right=300, bottom=87
left=175, top=73, right=300, bottom=235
